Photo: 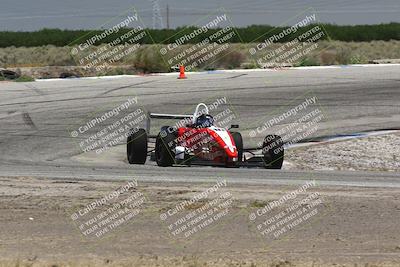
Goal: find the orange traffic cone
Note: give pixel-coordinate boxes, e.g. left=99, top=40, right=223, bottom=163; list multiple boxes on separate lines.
left=178, top=65, right=187, bottom=79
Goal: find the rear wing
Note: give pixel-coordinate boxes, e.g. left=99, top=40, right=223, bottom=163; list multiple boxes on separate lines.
left=148, top=113, right=193, bottom=120
left=145, top=112, right=193, bottom=138
left=145, top=103, right=210, bottom=138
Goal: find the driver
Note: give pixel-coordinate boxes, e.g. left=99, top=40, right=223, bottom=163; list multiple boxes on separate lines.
left=195, top=114, right=214, bottom=128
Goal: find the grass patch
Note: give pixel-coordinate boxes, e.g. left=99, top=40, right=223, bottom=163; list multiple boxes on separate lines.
left=15, top=75, right=35, bottom=82
left=295, top=57, right=320, bottom=67
left=249, top=200, right=271, bottom=208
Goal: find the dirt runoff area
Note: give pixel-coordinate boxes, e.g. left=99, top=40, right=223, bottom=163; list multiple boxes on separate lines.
left=285, top=133, right=400, bottom=172
left=1, top=175, right=400, bottom=267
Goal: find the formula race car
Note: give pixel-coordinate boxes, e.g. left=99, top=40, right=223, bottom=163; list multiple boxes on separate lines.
left=127, top=103, right=284, bottom=169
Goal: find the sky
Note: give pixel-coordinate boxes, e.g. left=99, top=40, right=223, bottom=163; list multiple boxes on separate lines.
left=0, top=0, right=399, bottom=31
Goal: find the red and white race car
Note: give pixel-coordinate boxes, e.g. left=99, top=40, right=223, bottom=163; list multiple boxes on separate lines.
left=127, top=103, right=284, bottom=169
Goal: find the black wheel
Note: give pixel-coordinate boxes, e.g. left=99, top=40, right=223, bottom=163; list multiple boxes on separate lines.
left=231, top=132, right=243, bottom=163
left=155, top=126, right=176, bottom=167
left=262, top=134, right=284, bottom=169
left=127, top=128, right=148, bottom=164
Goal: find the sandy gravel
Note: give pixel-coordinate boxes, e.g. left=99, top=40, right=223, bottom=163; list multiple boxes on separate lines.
left=285, top=133, right=400, bottom=172
left=1, top=176, right=400, bottom=266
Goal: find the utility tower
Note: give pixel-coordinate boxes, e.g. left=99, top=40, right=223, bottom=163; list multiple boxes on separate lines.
left=166, top=4, right=170, bottom=29
left=151, top=0, right=164, bottom=29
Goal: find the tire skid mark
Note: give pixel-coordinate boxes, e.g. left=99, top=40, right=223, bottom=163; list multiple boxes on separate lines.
left=0, top=110, right=20, bottom=120
left=1, top=81, right=397, bottom=107
left=22, top=112, right=37, bottom=130
left=228, top=73, right=248, bottom=79
left=24, top=83, right=44, bottom=95
left=99, top=80, right=156, bottom=96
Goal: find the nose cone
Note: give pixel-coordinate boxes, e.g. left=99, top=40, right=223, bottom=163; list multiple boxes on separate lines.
left=207, top=127, right=238, bottom=158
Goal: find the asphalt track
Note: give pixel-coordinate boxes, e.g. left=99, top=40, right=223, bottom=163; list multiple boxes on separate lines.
left=0, top=65, right=399, bottom=187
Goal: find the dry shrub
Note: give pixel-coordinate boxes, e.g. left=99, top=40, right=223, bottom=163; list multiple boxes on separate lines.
left=216, top=50, right=245, bottom=69
left=1, top=41, right=399, bottom=73
left=133, top=45, right=169, bottom=73
left=319, top=50, right=337, bottom=65
left=334, top=46, right=352, bottom=64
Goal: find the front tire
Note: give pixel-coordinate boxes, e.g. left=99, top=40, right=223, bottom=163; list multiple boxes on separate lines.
left=127, top=128, right=148, bottom=164
left=155, top=127, right=176, bottom=167
left=262, top=134, right=284, bottom=169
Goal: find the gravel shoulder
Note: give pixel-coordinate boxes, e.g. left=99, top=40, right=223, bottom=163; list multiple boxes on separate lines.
left=1, top=176, right=400, bottom=266
left=285, top=133, right=400, bottom=172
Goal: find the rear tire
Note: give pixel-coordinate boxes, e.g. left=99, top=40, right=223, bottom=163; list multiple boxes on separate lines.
left=127, top=128, right=148, bottom=164
left=155, top=127, right=176, bottom=167
left=262, top=134, right=284, bottom=169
